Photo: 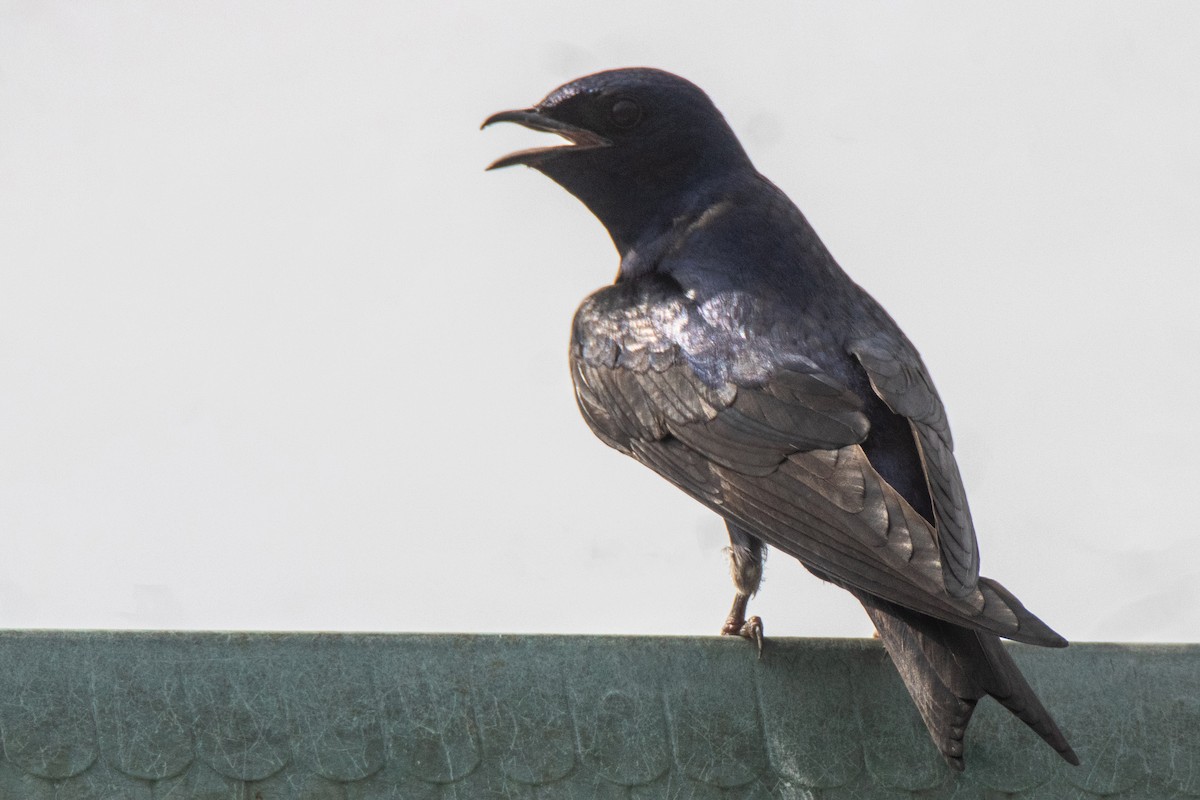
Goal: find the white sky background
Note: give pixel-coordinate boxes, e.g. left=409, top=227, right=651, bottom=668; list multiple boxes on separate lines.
left=1, top=2, right=1197, bottom=641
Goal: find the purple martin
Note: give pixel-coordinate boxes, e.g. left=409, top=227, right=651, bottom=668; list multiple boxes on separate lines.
left=484, top=68, right=1077, bottom=770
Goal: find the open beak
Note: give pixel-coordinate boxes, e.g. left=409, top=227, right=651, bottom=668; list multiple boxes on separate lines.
left=482, top=108, right=611, bottom=170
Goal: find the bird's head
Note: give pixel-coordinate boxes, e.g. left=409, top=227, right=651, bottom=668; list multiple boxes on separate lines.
left=484, top=68, right=752, bottom=255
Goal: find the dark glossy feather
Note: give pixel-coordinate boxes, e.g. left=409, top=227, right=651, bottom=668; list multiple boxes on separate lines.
left=851, top=335, right=980, bottom=597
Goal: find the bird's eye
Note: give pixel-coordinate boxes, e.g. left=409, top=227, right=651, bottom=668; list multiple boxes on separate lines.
left=610, top=98, right=641, bottom=129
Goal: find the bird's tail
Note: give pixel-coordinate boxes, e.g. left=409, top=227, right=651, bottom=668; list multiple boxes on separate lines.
left=852, top=589, right=1079, bottom=771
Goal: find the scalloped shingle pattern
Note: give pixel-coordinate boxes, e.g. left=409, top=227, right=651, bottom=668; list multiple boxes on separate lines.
left=0, top=632, right=1194, bottom=799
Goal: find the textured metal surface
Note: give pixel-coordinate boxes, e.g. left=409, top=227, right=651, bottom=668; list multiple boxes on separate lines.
left=0, top=631, right=1192, bottom=798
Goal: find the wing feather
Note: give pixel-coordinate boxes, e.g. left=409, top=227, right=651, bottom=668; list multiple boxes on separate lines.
left=851, top=336, right=980, bottom=597
left=571, top=279, right=1065, bottom=646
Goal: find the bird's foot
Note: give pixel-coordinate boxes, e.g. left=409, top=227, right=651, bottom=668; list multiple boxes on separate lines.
left=721, top=615, right=764, bottom=658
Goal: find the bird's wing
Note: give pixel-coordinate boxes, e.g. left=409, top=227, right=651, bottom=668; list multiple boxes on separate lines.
left=571, top=279, right=1062, bottom=646
left=849, top=334, right=979, bottom=597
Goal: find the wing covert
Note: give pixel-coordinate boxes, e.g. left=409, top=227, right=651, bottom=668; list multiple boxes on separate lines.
left=571, top=278, right=870, bottom=467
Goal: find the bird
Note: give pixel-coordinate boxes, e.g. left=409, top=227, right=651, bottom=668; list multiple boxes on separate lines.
left=483, top=67, right=1078, bottom=770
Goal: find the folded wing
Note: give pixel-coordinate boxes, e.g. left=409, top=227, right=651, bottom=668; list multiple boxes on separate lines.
left=571, top=277, right=1063, bottom=646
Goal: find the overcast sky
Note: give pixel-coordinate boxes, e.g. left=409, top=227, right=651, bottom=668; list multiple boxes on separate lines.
left=1, top=2, right=1197, bottom=642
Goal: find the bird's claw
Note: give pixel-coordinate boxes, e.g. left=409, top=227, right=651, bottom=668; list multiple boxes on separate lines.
left=721, top=615, right=765, bottom=659
left=743, top=616, right=764, bottom=658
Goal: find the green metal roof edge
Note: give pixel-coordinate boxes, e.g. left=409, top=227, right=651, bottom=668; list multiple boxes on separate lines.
left=0, top=631, right=1194, bottom=799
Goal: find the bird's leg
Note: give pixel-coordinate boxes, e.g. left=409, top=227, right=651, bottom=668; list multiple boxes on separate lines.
left=722, top=522, right=765, bottom=657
